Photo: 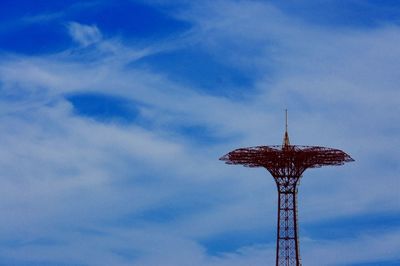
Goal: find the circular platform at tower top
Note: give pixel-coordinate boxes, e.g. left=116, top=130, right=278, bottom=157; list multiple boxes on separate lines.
left=220, top=144, right=354, bottom=169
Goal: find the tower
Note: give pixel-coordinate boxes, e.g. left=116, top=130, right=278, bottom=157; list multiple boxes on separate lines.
left=220, top=111, right=354, bottom=265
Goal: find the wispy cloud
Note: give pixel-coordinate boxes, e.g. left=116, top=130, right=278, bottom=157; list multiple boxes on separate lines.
left=67, top=22, right=102, bottom=47
left=0, top=0, right=399, bottom=265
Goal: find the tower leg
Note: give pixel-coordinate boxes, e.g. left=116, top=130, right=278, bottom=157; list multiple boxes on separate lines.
left=276, top=190, right=301, bottom=266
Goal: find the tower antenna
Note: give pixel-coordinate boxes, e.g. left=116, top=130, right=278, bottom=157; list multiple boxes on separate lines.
left=285, top=109, right=288, bottom=133
left=283, top=109, right=290, bottom=147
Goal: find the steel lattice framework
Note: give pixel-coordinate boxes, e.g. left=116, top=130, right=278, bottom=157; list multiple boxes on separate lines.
left=220, top=113, right=354, bottom=266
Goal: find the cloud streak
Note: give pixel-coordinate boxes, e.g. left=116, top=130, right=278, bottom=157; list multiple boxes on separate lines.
left=68, top=22, right=102, bottom=47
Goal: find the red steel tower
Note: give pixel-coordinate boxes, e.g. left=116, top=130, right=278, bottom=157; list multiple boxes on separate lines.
left=220, top=111, right=354, bottom=266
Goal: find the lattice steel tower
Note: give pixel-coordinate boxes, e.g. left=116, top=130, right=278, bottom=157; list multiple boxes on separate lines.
left=220, top=111, right=354, bottom=266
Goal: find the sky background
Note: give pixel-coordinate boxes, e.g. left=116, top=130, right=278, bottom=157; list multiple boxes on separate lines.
left=0, top=0, right=399, bottom=265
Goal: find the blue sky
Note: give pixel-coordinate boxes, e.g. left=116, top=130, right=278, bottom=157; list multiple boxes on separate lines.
left=0, top=0, right=399, bottom=265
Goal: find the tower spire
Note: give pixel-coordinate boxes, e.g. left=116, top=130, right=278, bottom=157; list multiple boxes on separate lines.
left=283, top=109, right=290, bottom=147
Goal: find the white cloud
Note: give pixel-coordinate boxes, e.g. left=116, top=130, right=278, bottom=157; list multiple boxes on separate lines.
left=302, top=229, right=400, bottom=265
left=68, top=22, right=103, bottom=46
left=0, top=1, right=399, bottom=265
